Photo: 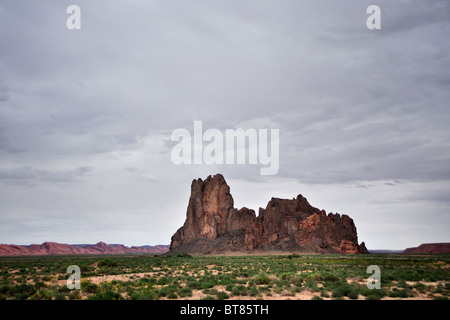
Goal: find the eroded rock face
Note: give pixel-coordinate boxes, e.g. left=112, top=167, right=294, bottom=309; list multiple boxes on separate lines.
left=170, top=174, right=256, bottom=249
left=169, top=174, right=369, bottom=255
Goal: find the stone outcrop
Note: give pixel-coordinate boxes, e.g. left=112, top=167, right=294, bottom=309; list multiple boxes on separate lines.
left=403, top=243, right=450, bottom=254
left=170, top=174, right=368, bottom=255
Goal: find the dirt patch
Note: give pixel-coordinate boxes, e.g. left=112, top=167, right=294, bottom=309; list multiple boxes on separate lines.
left=56, top=272, right=154, bottom=287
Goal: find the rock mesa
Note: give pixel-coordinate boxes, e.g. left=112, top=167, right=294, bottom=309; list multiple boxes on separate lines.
left=170, top=174, right=368, bottom=255
left=403, top=243, right=450, bottom=254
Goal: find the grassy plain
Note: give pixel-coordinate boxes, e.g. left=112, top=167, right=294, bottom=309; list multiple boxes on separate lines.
left=0, top=253, right=448, bottom=300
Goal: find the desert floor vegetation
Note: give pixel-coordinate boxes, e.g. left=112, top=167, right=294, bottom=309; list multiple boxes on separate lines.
left=0, top=253, right=448, bottom=300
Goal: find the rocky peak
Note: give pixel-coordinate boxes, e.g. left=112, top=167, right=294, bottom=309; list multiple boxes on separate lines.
left=170, top=174, right=369, bottom=255
left=170, top=174, right=255, bottom=250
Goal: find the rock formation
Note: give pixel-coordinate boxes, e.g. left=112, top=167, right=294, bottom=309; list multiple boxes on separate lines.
left=403, top=243, right=450, bottom=254
left=170, top=174, right=368, bottom=255
left=0, top=242, right=169, bottom=256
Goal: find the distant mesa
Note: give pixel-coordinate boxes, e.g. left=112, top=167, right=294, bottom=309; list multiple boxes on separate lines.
left=403, top=243, right=450, bottom=254
left=169, top=174, right=369, bottom=255
left=0, top=241, right=169, bottom=256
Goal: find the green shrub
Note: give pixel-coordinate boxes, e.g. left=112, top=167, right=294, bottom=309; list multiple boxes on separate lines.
left=9, top=283, right=37, bottom=299
left=217, top=291, right=229, bottom=300
left=347, top=289, right=359, bottom=299
left=304, top=280, right=320, bottom=292
left=331, top=283, right=358, bottom=299
left=321, top=272, right=340, bottom=282
left=98, top=258, right=118, bottom=268
left=365, top=291, right=385, bottom=300
left=187, top=280, right=200, bottom=289
left=54, top=292, right=66, bottom=300
left=388, top=288, right=410, bottom=298
left=360, top=287, right=386, bottom=300
left=332, top=287, right=345, bottom=298
left=413, top=282, right=427, bottom=293
left=255, top=274, right=270, bottom=285
left=81, top=280, right=98, bottom=293
left=280, top=273, right=292, bottom=281
left=225, top=284, right=234, bottom=292
left=88, top=291, right=122, bottom=300
left=200, top=280, right=216, bottom=289
left=138, top=277, right=155, bottom=285
left=231, top=286, right=240, bottom=296
left=0, top=285, right=11, bottom=295
left=159, top=285, right=177, bottom=298
left=167, top=291, right=178, bottom=299
left=58, top=285, right=71, bottom=293
left=139, top=290, right=157, bottom=300
left=68, top=289, right=81, bottom=300
left=178, top=287, right=192, bottom=298
left=157, top=277, right=170, bottom=285
left=202, top=288, right=218, bottom=295
left=129, top=292, right=147, bottom=300
left=320, top=290, right=330, bottom=298
left=218, top=275, right=233, bottom=286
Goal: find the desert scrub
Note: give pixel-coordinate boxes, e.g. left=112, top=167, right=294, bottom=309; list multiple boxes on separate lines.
left=81, top=280, right=98, bottom=293
left=218, top=274, right=234, bottom=286
left=255, top=273, right=270, bottom=285
left=159, top=284, right=178, bottom=299
left=186, top=280, right=201, bottom=289
left=388, top=288, right=411, bottom=298
left=230, top=286, right=240, bottom=296
left=1, top=253, right=449, bottom=300
left=360, top=287, right=386, bottom=300
left=7, top=283, right=38, bottom=300
left=413, top=282, right=427, bottom=293
left=203, top=288, right=219, bottom=296
left=178, top=287, right=192, bottom=298
left=229, top=285, right=249, bottom=296
left=138, top=277, right=156, bottom=286
left=320, top=289, right=330, bottom=298
left=98, top=258, right=118, bottom=268
left=304, top=280, right=320, bottom=292
left=156, top=276, right=170, bottom=285
left=128, top=287, right=158, bottom=300
left=249, top=286, right=259, bottom=297
left=328, top=282, right=360, bottom=299
left=216, top=291, right=229, bottom=300
left=88, top=291, right=122, bottom=300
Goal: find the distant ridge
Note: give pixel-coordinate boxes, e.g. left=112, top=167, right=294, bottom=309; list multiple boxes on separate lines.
left=403, top=243, right=450, bottom=254
left=0, top=242, right=169, bottom=256
left=369, top=249, right=404, bottom=254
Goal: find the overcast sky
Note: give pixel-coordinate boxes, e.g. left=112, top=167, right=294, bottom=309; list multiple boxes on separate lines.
left=1, top=0, right=449, bottom=250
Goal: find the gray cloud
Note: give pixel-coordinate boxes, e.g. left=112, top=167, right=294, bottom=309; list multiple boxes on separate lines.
left=0, top=166, right=92, bottom=186
left=0, top=0, right=449, bottom=248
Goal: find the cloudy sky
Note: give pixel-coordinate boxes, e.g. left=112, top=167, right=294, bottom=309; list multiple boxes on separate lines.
left=1, top=0, right=449, bottom=250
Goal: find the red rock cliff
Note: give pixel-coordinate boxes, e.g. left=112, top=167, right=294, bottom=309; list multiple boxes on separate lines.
left=170, top=174, right=368, bottom=254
